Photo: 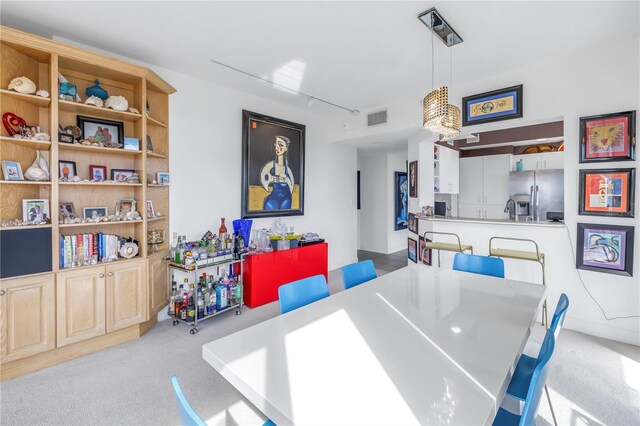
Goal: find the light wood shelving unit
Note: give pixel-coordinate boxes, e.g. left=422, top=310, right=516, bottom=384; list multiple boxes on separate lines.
left=0, top=26, right=175, bottom=380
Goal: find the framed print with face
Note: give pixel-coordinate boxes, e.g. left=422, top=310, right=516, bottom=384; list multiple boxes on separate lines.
left=408, top=237, right=417, bottom=263
left=89, top=165, right=107, bottom=182
left=462, top=84, right=523, bottom=126
left=579, top=111, right=636, bottom=163
left=408, top=212, right=418, bottom=234
left=394, top=171, right=408, bottom=230
left=579, top=168, right=635, bottom=217
left=2, top=160, right=23, bottom=180
left=409, top=161, right=418, bottom=198
left=77, top=116, right=124, bottom=146
left=59, top=202, right=76, bottom=219
left=576, top=223, right=634, bottom=276
left=241, top=110, right=305, bottom=218
left=83, top=206, right=108, bottom=219
left=58, top=160, right=77, bottom=180
left=22, top=199, right=49, bottom=222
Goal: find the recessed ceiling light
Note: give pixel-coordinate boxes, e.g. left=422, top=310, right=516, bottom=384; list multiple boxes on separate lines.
left=451, top=326, right=462, bottom=334
left=536, top=138, right=548, bottom=142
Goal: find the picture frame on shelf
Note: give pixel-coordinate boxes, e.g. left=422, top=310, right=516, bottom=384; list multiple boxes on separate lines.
left=146, top=200, right=155, bottom=218
left=2, top=160, right=24, bottom=180
left=394, top=171, right=408, bottom=230
left=58, top=130, right=74, bottom=144
left=19, top=124, right=40, bottom=139
left=89, top=165, right=107, bottom=182
left=83, top=206, right=108, bottom=219
left=462, top=84, right=523, bottom=126
left=408, top=212, right=418, bottom=234
left=22, top=199, right=49, bottom=222
left=576, top=223, right=634, bottom=277
left=408, top=237, right=418, bottom=263
left=116, top=198, right=136, bottom=216
left=409, top=161, right=418, bottom=198
left=579, top=111, right=636, bottom=163
left=59, top=160, right=77, bottom=179
left=77, top=115, right=124, bottom=146
left=123, top=137, right=140, bottom=151
left=111, top=168, right=135, bottom=182
left=156, top=172, right=170, bottom=185
left=578, top=168, right=635, bottom=217
left=420, top=236, right=433, bottom=266
left=59, top=202, right=76, bottom=219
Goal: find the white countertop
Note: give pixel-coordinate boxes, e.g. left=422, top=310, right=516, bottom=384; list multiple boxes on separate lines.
left=202, top=266, right=546, bottom=426
left=418, top=215, right=566, bottom=228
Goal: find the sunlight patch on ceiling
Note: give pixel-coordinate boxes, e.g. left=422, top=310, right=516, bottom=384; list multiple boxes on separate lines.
left=272, top=60, right=306, bottom=94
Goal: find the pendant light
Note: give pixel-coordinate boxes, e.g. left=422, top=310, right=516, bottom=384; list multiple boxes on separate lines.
left=423, top=23, right=449, bottom=132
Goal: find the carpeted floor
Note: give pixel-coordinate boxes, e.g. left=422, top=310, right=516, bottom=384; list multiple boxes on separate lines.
left=1, top=267, right=639, bottom=426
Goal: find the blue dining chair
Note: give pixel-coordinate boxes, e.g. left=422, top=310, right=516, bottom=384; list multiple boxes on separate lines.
left=342, top=260, right=377, bottom=289
left=505, top=294, right=569, bottom=426
left=171, top=376, right=276, bottom=426
left=493, top=329, right=555, bottom=426
left=452, top=253, right=505, bottom=278
left=278, top=274, right=330, bottom=314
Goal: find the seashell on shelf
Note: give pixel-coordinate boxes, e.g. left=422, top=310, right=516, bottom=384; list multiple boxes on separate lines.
left=85, top=95, right=104, bottom=107
left=8, top=76, right=37, bottom=94
left=104, top=95, right=129, bottom=111
left=35, top=90, right=50, bottom=98
left=129, top=107, right=140, bottom=114
left=24, top=150, right=50, bottom=181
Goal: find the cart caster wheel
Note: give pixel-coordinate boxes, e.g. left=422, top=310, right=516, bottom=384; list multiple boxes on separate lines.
left=190, top=328, right=197, bottom=335
left=236, top=309, right=241, bottom=315
left=172, top=319, right=179, bottom=326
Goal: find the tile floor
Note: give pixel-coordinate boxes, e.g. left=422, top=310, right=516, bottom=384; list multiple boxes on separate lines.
left=357, top=249, right=408, bottom=273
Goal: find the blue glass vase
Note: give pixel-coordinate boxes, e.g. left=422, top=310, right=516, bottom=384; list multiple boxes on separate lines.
left=232, top=219, right=253, bottom=248
left=85, top=79, right=109, bottom=100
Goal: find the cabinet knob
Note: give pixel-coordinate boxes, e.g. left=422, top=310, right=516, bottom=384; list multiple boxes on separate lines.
left=108, top=272, right=114, bottom=277
left=99, top=273, right=105, bottom=278
left=0, top=290, right=5, bottom=296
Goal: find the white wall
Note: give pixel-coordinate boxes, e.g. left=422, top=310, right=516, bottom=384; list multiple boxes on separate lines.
left=359, top=154, right=388, bottom=253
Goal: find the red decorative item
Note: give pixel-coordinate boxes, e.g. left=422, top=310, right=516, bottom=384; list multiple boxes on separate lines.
left=2, top=112, right=26, bottom=136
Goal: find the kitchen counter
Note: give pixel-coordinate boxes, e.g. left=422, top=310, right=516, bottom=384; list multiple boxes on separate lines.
left=417, top=215, right=566, bottom=228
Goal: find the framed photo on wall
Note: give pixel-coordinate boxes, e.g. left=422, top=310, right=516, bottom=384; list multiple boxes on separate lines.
left=579, top=111, right=636, bottom=163
left=241, top=110, right=305, bottom=218
left=462, top=84, right=523, bottom=126
left=420, top=236, right=433, bottom=266
left=578, top=168, right=635, bottom=217
left=408, top=237, right=417, bottom=263
left=409, top=160, right=418, bottom=198
left=394, top=171, right=408, bottom=230
left=408, top=212, right=418, bottom=234
left=576, top=223, right=634, bottom=277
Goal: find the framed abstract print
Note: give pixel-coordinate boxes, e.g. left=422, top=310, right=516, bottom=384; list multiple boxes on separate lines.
left=578, top=168, right=635, bottom=217
left=241, top=110, right=305, bottom=218
left=409, top=160, right=418, bottom=198
left=408, top=237, right=417, bottom=263
left=576, top=223, right=634, bottom=277
left=394, top=171, right=408, bottom=230
left=462, top=84, right=523, bottom=126
left=579, top=111, right=636, bottom=163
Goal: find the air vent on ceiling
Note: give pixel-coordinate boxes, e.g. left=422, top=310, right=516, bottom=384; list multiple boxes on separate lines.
left=367, top=110, right=388, bottom=127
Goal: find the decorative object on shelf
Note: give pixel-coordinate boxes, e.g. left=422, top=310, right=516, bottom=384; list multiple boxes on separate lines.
left=119, top=239, right=140, bottom=259
left=146, top=100, right=150, bottom=114
left=2, top=160, right=24, bottom=180
left=156, top=171, right=170, bottom=185
left=35, top=89, right=49, bottom=98
left=578, top=168, right=636, bottom=218
left=408, top=212, right=418, bottom=234
left=59, top=202, right=77, bottom=219
left=125, top=172, right=140, bottom=184
left=7, top=76, right=36, bottom=94
left=146, top=135, right=154, bottom=152
left=123, top=137, right=140, bottom=151
left=77, top=115, right=124, bottom=145
left=422, top=205, right=434, bottom=216
left=232, top=219, right=253, bottom=248
left=420, top=235, right=433, bottom=266
left=24, top=150, right=50, bottom=181
left=408, top=237, right=418, bottom=263
left=84, top=95, right=104, bottom=107
left=394, top=171, right=408, bottom=230
left=58, top=130, right=74, bottom=143
left=2, top=112, right=26, bottom=136
left=22, top=199, right=49, bottom=222
left=147, top=228, right=165, bottom=253
left=63, top=125, right=82, bottom=140
left=462, top=84, right=524, bottom=127
left=85, top=79, right=109, bottom=100
left=576, top=223, right=634, bottom=277
left=241, top=110, right=305, bottom=218
left=409, top=160, right=418, bottom=198
left=129, top=107, right=140, bottom=115
left=58, top=73, right=81, bottom=102
left=111, top=168, right=135, bottom=182
left=115, top=197, right=137, bottom=216
left=89, top=165, right=107, bottom=182
left=83, top=206, right=108, bottom=219
left=58, top=160, right=77, bottom=180
left=146, top=200, right=155, bottom=218
left=104, top=95, right=129, bottom=111
left=18, top=124, right=50, bottom=141
left=579, top=111, right=636, bottom=163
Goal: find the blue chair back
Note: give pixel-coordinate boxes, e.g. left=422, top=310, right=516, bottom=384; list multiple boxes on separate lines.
left=342, top=260, right=377, bottom=289
left=453, top=253, right=505, bottom=278
left=550, top=293, right=569, bottom=340
left=278, top=274, right=330, bottom=314
left=171, top=376, right=207, bottom=426
left=520, top=330, right=555, bottom=425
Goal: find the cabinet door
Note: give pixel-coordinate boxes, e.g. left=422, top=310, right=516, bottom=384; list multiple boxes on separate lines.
left=458, top=204, right=484, bottom=219
left=106, top=260, right=147, bottom=333
left=513, top=154, right=540, bottom=171
left=482, top=155, right=511, bottom=205
left=148, top=253, right=168, bottom=318
left=57, top=267, right=106, bottom=347
left=540, top=152, right=564, bottom=170
left=438, top=146, right=460, bottom=194
left=458, top=157, right=484, bottom=204
left=1, top=273, right=55, bottom=362
left=483, top=204, right=509, bottom=220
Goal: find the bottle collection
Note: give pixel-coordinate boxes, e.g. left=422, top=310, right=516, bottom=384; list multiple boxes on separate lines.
left=168, top=264, right=242, bottom=323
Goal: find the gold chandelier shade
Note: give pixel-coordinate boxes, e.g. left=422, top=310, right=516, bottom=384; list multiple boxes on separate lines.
left=423, top=86, right=449, bottom=131
left=438, top=104, right=461, bottom=140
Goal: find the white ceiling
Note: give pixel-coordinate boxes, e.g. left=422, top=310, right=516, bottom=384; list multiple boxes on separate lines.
left=2, top=1, right=637, bottom=117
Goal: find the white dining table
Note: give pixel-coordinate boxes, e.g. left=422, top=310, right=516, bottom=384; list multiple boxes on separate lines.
left=202, top=265, right=546, bottom=426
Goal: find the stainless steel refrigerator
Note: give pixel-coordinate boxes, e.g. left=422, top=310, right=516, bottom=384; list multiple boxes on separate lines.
left=509, top=170, right=564, bottom=221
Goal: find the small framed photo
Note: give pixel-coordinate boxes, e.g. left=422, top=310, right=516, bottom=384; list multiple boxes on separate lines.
left=579, top=111, right=636, bottom=163
left=420, top=236, right=433, bottom=266
left=83, top=206, right=108, bottom=219
left=578, top=168, right=635, bottom=218
left=22, top=199, right=49, bottom=222
left=409, top=161, right=418, bottom=198
left=59, top=160, right=77, bottom=179
left=89, top=165, right=107, bottom=182
left=59, top=202, right=77, bottom=219
left=408, top=212, right=418, bottom=234
left=19, top=124, right=40, bottom=139
left=77, top=115, right=124, bottom=145
left=408, top=238, right=418, bottom=263
left=157, top=172, right=170, bottom=185
left=58, top=131, right=74, bottom=144
left=146, top=200, right=155, bottom=218
left=577, top=223, right=634, bottom=277
left=2, top=160, right=24, bottom=180
left=111, top=168, right=135, bottom=182
left=146, top=135, right=154, bottom=152
left=123, top=137, right=140, bottom=151
left=116, top=198, right=137, bottom=216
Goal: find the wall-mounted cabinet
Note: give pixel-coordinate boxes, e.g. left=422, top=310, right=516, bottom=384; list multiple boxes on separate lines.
left=434, top=145, right=459, bottom=194
left=458, top=154, right=510, bottom=219
left=512, top=152, right=564, bottom=171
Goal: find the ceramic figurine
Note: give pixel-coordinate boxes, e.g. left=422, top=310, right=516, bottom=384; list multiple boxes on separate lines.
left=8, top=76, right=36, bottom=94
left=85, top=95, right=104, bottom=107
left=85, top=79, right=109, bottom=100
left=105, top=95, right=128, bottom=111
left=35, top=90, right=50, bottom=98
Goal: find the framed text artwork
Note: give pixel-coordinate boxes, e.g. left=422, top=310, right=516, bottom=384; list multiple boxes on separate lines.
left=394, top=171, right=408, bottom=230
left=576, top=223, right=634, bottom=277
left=579, top=111, right=636, bottom=163
left=241, top=110, right=305, bottom=218
left=578, top=168, right=635, bottom=217
left=462, top=84, right=523, bottom=126
left=409, top=160, right=418, bottom=198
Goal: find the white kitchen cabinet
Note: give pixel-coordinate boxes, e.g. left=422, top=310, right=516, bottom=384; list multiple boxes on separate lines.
left=512, top=152, right=564, bottom=171
left=435, top=145, right=460, bottom=194
left=483, top=204, right=509, bottom=219
left=458, top=203, right=484, bottom=219
left=483, top=155, right=511, bottom=204
left=459, top=154, right=510, bottom=215
left=458, top=157, right=484, bottom=204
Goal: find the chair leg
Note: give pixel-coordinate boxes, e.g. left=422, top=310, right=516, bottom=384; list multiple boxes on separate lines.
left=545, top=384, right=558, bottom=426
left=437, top=250, right=441, bottom=267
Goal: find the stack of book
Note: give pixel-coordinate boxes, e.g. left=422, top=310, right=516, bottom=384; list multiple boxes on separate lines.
left=60, top=233, right=125, bottom=269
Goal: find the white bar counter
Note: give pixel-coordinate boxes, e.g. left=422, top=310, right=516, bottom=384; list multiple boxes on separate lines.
left=419, top=215, right=565, bottom=228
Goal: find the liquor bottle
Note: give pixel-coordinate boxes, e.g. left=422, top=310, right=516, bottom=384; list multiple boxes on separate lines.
left=197, top=288, right=205, bottom=319
left=170, top=232, right=178, bottom=260
left=180, top=289, right=188, bottom=321
left=187, top=283, right=196, bottom=322
left=232, top=232, right=240, bottom=258
left=209, top=280, right=217, bottom=314
left=218, top=218, right=227, bottom=241
left=216, top=281, right=228, bottom=311
left=174, top=235, right=182, bottom=263
left=168, top=281, right=177, bottom=316
left=235, top=278, right=242, bottom=305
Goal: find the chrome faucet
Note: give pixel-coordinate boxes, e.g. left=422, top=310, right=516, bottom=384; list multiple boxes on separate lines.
left=504, top=199, right=517, bottom=220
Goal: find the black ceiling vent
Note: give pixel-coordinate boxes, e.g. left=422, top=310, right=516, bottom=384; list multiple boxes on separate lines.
left=367, top=110, right=388, bottom=127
